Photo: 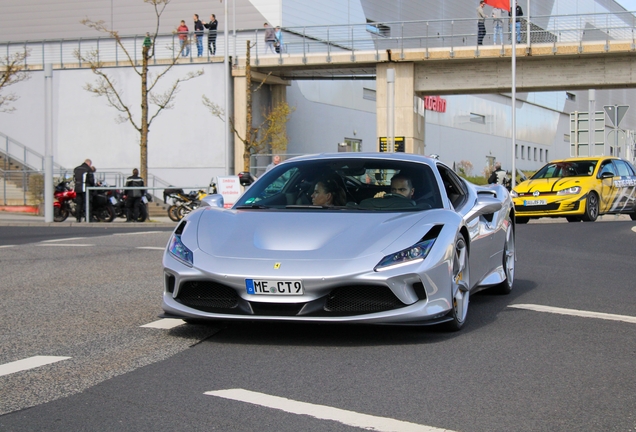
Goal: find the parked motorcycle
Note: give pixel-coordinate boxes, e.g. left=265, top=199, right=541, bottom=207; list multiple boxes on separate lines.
left=163, top=185, right=213, bottom=222
left=109, top=186, right=152, bottom=222
left=53, top=180, right=116, bottom=222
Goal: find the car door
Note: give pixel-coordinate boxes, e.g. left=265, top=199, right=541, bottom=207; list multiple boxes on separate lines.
left=596, top=159, right=618, bottom=213
left=610, top=159, right=636, bottom=212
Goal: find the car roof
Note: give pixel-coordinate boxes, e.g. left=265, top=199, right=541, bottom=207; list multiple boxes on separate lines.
left=282, top=152, right=442, bottom=169
left=547, top=156, right=620, bottom=163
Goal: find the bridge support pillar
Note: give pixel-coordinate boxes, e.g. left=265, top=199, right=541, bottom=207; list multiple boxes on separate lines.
left=376, top=62, right=424, bottom=154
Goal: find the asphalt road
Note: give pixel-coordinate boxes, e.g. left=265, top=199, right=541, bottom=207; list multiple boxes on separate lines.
left=0, top=221, right=635, bottom=431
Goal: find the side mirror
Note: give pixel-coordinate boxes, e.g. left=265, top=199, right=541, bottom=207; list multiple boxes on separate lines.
left=238, top=171, right=255, bottom=186
left=600, top=171, right=614, bottom=179
left=200, top=194, right=224, bottom=208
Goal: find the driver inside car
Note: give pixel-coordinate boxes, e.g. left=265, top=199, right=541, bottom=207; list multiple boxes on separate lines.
left=390, top=174, right=415, bottom=199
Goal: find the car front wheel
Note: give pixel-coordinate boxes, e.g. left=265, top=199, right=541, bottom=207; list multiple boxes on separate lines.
left=582, top=192, right=599, bottom=222
left=444, top=236, right=470, bottom=331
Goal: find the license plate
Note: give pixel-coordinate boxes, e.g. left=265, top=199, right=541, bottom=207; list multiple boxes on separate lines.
left=109, top=196, right=118, bottom=205
left=524, top=199, right=547, bottom=206
left=246, top=279, right=304, bottom=295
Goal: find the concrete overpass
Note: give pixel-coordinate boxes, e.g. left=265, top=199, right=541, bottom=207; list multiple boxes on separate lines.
left=233, top=39, right=636, bottom=167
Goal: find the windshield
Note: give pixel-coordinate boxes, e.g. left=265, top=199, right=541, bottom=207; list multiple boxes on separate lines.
left=531, top=160, right=598, bottom=179
left=234, top=158, right=443, bottom=212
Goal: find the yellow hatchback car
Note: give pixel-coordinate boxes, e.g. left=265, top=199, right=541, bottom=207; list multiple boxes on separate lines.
left=511, top=156, right=636, bottom=223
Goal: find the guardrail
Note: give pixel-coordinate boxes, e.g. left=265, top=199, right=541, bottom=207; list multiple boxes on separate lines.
left=3, top=12, right=636, bottom=69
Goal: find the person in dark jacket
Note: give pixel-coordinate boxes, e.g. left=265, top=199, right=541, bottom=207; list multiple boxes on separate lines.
left=193, top=14, right=205, bottom=57
left=488, top=162, right=510, bottom=189
left=203, top=14, right=218, bottom=55
left=125, top=168, right=145, bottom=222
left=73, top=159, right=94, bottom=222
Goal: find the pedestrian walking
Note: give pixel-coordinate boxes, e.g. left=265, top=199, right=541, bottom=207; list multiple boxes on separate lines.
left=193, top=14, right=204, bottom=57
left=73, top=159, right=94, bottom=222
left=125, top=168, right=145, bottom=222
left=203, top=14, right=218, bottom=55
left=492, top=8, right=503, bottom=45
left=263, top=23, right=277, bottom=54
left=177, top=20, right=190, bottom=57
left=477, top=1, right=487, bottom=45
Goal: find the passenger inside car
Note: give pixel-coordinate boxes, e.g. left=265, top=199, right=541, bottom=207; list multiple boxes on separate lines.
left=311, top=176, right=347, bottom=207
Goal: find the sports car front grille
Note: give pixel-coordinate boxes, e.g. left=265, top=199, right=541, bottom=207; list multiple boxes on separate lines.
left=324, top=286, right=406, bottom=314
left=174, top=280, right=407, bottom=317
left=176, top=281, right=239, bottom=312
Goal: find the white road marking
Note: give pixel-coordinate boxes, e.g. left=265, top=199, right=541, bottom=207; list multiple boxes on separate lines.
left=0, top=356, right=71, bottom=377
left=0, top=245, right=16, bottom=248
left=205, top=389, right=455, bottom=432
left=140, top=319, right=185, bottom=329
left=509, top=304, right=636, bottom=324
left=41, top=237, right=87, bottom=243
left=136, top=247, right=165, bottom=251
left=631, top=226, right=636, bottom=233
left=37, top=244, right=94, bottom=247
left=114, top=231, right=162, bottom=236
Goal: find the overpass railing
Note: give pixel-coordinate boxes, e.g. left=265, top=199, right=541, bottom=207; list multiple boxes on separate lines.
left=2, top=11, right=636, bottom=69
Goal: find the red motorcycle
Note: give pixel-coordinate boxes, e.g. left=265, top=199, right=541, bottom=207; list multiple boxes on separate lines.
left=53, top=180, right=77, bottom=222
left=53, top=180, right=116, bottom=222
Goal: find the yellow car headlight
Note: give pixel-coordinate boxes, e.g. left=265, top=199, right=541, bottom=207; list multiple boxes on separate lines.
left=556, top=186, right=582, bottom=196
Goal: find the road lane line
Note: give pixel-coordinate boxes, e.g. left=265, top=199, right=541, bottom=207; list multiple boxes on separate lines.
left=0, top=356, right=71, bottom=377
left=0, top=245, right=16, bottom=248
left=509, top=304, right=636, bottom=324
left=141, top=319, right=185, bottom=329
left=114, top=231, right=162, bottom=236
left=136, top=247, right=165, bottom=250
left=41, top=237, right=87, bottom=243
left=205, top=389, right=455, bottom=432
left=37, top=244, right=94, bottom=247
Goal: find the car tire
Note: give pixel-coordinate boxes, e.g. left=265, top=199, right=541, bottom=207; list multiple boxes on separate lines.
left=444, top=235, right=470, bottom=332
left=582, top=192, right=599, bottom=222
left=515, top=216, right=529, bottom=224
left=566, top=216, right=580, bottom=222
left=491, top=220, right=515, bottom=295
left=630, top=212, right=636, bottom=221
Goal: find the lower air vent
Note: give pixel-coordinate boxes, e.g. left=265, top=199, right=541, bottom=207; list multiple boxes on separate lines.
left=176, top=281, right=239, bottom=312
left=325, top=286, right=405, bottom=314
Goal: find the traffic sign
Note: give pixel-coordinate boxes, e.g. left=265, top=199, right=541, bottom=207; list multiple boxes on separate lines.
left=604, top=105, right=629, bottom=128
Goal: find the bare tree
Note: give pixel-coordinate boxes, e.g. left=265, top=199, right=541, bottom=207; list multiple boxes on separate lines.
left=0, top=50, right=30, bottom=113
left=202, top=41, right=293, bottom=172
left=74, top=0, right=203, bottom=183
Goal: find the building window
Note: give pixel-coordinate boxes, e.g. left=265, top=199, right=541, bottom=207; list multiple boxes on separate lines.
left=534, top=148, right=537, bottom=161
left=363, top=88, right=376, bottom=101
left=566, top=92, right=576, bottom=101
left=540, top=149, right=543, bottom=162
left=521, top=145, right=525, bottom=159
left=470, top=113, right=485, bottom=124
left=366, top=21, right=390, bottom=37
left=515, top=144, right=518, bottom=159
left=546, top=150, right=549, bottom=161
left=564, top=134, right=570, bottom=142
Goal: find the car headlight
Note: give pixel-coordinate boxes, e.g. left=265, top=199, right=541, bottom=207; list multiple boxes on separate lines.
left=556, top=186, right=582, bottom=196
left=510, top=190, right=518, bottom=198
left=375, top=238, right=436, bottom=272
left=168, top=234, right=193, bottom=267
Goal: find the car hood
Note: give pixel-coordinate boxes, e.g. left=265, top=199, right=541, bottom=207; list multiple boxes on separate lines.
left=196, top=208, right=434, bottom=260
left=514, top=177, right=584, bottom=194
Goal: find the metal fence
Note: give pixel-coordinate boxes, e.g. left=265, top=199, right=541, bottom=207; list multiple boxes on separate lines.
left=2, top=12, right=636, bottom=69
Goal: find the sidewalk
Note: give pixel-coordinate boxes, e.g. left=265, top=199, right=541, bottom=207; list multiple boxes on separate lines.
left=0, top=211, right=177, bottom=227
